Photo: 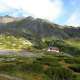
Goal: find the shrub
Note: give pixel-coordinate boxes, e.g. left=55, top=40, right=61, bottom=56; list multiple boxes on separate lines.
left=45, top=67, right=73, bottom=80
left=69, top=64, right=80, bottom=73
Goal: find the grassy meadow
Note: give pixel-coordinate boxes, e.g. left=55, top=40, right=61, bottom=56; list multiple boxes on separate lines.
left=0, top=35, right=80, bottom=80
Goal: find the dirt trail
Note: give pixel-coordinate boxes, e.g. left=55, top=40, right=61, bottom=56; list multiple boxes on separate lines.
left=0, top=74, right=23, bottom=80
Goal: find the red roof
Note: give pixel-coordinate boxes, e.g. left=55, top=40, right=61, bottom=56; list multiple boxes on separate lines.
left=48, top=47, right=59, bottom=51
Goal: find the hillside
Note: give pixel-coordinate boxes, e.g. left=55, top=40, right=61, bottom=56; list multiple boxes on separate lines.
left=0, top=15, right=22, bottom=24
left=0, top=16, right=80, bottom=80
left=0, top=16, right=80, bottom=54
left=0, top=16, right=80, bottom=40
left=0, top=16, right=80, bottom=55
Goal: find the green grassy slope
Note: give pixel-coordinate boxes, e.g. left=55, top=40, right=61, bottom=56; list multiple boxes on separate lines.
left=0, top=35, right=32, bottom=50
left=0, top=53, right=80, bottom=80
left=65, top=40, right=80, bottom=49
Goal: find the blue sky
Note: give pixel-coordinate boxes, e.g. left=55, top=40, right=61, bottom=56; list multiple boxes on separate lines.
left=0, top=0, right=80, bottom=26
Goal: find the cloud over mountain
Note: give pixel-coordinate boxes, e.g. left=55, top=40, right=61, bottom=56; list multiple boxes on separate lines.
left=0, top=0, right=63, bottom=20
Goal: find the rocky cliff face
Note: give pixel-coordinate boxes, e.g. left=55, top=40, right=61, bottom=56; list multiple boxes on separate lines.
left=0, top=15, right=23, bottom=24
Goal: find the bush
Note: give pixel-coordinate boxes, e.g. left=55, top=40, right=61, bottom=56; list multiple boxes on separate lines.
left=69, top=64, right=80, bottom=73
left=45, top=67, right=73, bottom=80
left=36, top=57, right=61, bottom=67
left=64, top=58, right=75, bottom=64
left=0, top=63, right=17, bottom=72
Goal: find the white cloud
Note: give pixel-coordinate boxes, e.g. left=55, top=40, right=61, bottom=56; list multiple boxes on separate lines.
left=0, top=0, right=63, bottom=20
left=66, top=11, right=80, bottom=27
left=0, top=3, right=7, bottom=12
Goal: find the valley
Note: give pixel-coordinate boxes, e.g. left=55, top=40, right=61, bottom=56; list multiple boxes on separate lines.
left=0, top=16, right=80, bottom=80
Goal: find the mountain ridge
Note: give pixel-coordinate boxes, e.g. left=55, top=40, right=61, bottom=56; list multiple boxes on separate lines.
left=0, top=16, right=80, bottom=40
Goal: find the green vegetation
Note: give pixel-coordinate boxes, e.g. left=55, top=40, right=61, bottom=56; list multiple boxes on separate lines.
left=0, top=34, right=32, bottom=50
left=65, top=39, right=80, bottom=49
left=0, top=15, right=80, bottom=80
left=0, top=54, right=80, bottom=80
left=0, top=37, right=80, bottom=80
left=0, top=55, right=74, bottom=80
left=42, top=38, right=80, bottom=55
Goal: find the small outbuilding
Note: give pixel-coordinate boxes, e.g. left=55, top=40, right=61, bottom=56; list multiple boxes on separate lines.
left=47, top=47, right=59, bottom=53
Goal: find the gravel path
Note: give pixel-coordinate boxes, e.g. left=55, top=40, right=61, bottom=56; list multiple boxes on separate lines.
left=0, top=49, right=43, bottom=57
left=0, top=50, right=16, bottom=55
left=0, top=74, right=23, bottom=80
